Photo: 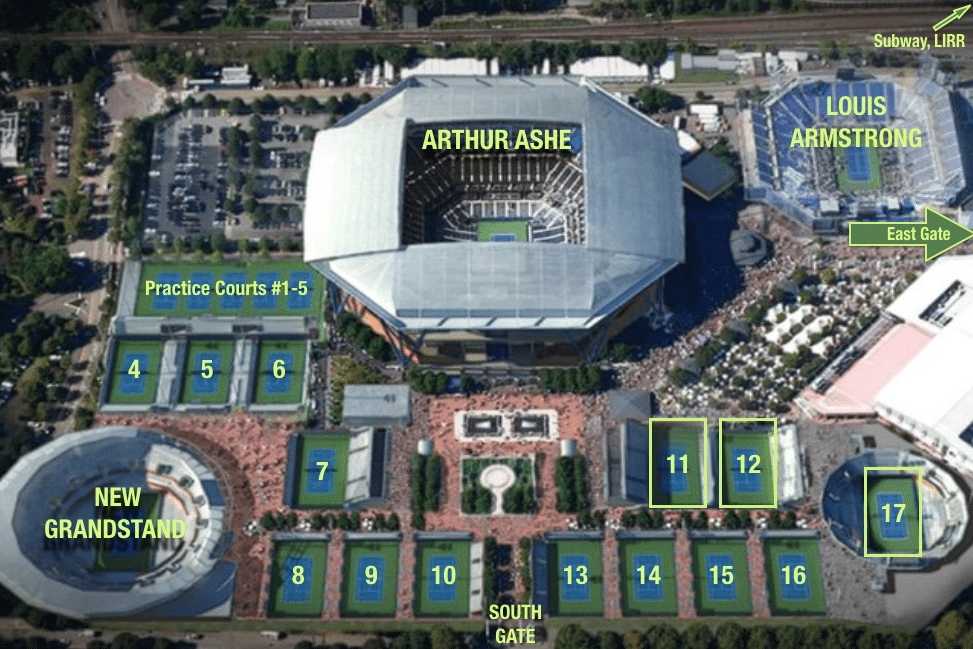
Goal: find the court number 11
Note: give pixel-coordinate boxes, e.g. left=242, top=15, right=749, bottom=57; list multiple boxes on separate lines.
left=667, top=454, right=687, bottom=474
left=636, top=564, right=661, bottom=585
left=736, top=454, right=761, bottom=474
left=563, top=566, right=588, bottom=585
left=882, top=503, right=906, bottom=523
left=432, top=565, right=456, bottom=585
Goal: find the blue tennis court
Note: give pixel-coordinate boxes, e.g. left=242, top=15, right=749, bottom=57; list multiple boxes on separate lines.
left=265, top=351, right=293, bottom=393
left=219, top=271, right=246, bottom=310
left=731, top=447, right=762, bottom=493
left=658, top=443, right=689, bottom=494
left=427, top=556, right=457, bottom=602
left=118, top=352, right=149, bottom=394
left=190, top=352, right=222, bottom=395
left=152, top=272, right=181, bottom=310
left=305, top=448, right=336, bottom=494
left=286, top=271, right=313, bottom=310
left=705, top=554, right=736, bottom=601
left=281, top=556, right=313, bottom=603
left=355, top=557, right=385, bottom=603
left=560, top=555, right=589, bottom=601
left=491, top=233, right=516, bottom=242
left=777, top=554, right=810, bottom=600
left=187, top=272, right=214, bottom=310
left=253, top=271, right=279, bottom=310
left=845, top=146, right=872, bottom=182
left=876, top=493, right=909, bottom=539
left=632, top=554, right=663, bottom=601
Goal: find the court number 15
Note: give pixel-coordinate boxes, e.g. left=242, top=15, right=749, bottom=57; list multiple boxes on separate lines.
left=710, top=565, right=733, bottom=585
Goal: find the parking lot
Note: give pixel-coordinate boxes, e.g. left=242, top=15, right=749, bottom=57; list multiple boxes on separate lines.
left=146, top=109, right=319, bottom=245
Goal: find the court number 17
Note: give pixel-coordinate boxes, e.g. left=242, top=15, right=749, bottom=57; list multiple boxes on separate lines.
left=563, top=565, right=588, bottom=585
left=636, top=564, right=661, bottom=585
left=316, top=461, right=328, bottom=480
left=710, top=565, right=733, bottom=585
left=667, top=454, right=687, bottom=474
left=432, top=565, right=456, bottom=585
left=882, top=503, right=906, bottom=523
left=736, top=454, right=761, bottom=474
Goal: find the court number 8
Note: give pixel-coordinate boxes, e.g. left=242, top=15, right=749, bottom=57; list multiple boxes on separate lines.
left=365, top=565, right=378, bottom=584
left=273, top=359, right=286, bottom=378
left=291, top=565, right=305, bottom=585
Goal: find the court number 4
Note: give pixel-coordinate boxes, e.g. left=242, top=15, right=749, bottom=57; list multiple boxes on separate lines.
left=781, top=565, right=806, bottom=585
left=710, top=565, right=733, bottom=585
left=432, top=565, right=456, bottom=585
left=316, top=461, right=328, bottom=480
left=667, top=454, right=688, bottom=474
left=127, top=359, right=140, bottom=379
left=291, top=565, right=304, bottom=585
left=563, top=565, right=588, bottom=585
left=883, top=503, right=906, bottom=523
left=365, top=565, right=379, bottom=585
left=201, top=359, right=213, bottom=379
left=273, top=359, right=286, bottom=378
left=636, top=564, right=661, bottom=585
left=736, top=454, right=761, bottom=474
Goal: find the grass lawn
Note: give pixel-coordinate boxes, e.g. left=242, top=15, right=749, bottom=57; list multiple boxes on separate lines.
left=341, top=541, right=400, bottom=618
left=719, top=421, right=777, bottom=508
left=268, top=540, right=328, bottom=617
left=134, top=260, right=321, bottom=317
left=764, top=538, right=827, bottom=616
left=865, top=471, right=922, bottom=556
left=835, top=145, right=882, bottom=192
left=179, top=339, right=234, bottom=404
left=674, top=55, right=738, bottom=83
left=650, top=419, right=706, bottom=508
left=475, top=220, right=530, bottom=242
left=252, top=339, right=306, bottom=405
left=92, top=492, right=161, bottom=572
left=692, top=539, right=752, bottom=616
left=618, top=539, right=678, bottom=616
left=107, top=339, right=164, bottom=405
left=550, top=540, right=603, bottom=617
left=414, top=540, right=472, bottom=617
left=293, top=433, right=350, bottom=509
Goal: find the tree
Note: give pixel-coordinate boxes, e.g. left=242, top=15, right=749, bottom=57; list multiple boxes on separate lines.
left=598, top=632, right=622, bottom=649
left=178, top=0, right=204, bottom=29
left=430, top=626, right=460, bottom=649
left=296, top=48, right=318, bottom=80
left=934, top=611, right=970, bottom=649
left=821, top=267, right=837, bottom=285
left=622, top=631, right=647, bottom=649
left=363, top=640, right=387, bottom=649
left=556, top=625, right=594, bottom=649
left=683, top=623, right=714, bottom=649
left=715, top=623, right=746, bottom=649
left=635, top=86, right=683, bottom=114
left=774, top=626, right=804, bottom=649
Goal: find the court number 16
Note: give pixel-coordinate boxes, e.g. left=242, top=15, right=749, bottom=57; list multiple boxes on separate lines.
left=781, top=565, right=806, bottom=585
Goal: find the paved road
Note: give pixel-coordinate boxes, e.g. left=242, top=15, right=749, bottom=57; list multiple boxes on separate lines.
left=0, top=8, right=968, bottom=47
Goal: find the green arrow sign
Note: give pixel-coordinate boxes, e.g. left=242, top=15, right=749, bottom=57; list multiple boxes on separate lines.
left=848, top=207, right=973, bottom=262
left=934, top=4, right=970, bottom=31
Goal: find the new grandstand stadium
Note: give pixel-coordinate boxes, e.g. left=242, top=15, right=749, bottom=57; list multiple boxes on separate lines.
left=742, top=74, right=967, bottom=230
left=304, top=76, right=685, bottom=366
left=0, top=426, right=235, bottom=618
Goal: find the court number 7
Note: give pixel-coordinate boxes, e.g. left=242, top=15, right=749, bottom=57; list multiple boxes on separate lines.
left=737, top=454, right=761, bottom=474
left=882, top=502, right=906, bottom=523
left=365, top=565, right=378, bottom=585
left=710, top=565, right=733, bottom=585
left=316, top=461, right=328, bottom=480
left=127, top=358, right=140, bottom=378
left=563, top=565, right=588, bottom=585
left=637, top=564, right=661, bottom=585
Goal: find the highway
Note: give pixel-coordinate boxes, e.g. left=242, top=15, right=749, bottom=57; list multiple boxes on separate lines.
left=0, top=7, right=969, bottom=47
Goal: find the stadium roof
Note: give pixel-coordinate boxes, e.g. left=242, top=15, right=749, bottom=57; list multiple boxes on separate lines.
left=304, top=76, right=684, bottom=331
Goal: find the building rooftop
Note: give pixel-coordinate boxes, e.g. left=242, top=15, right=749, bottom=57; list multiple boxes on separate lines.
left=306, top=1, right=361, bottom=20
left=342, top=384, right=412, bottom=427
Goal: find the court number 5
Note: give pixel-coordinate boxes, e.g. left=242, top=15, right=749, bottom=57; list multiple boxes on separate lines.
left=273, top=359, right=286, bottom=378
left=201, top=359, right=213, bottom=379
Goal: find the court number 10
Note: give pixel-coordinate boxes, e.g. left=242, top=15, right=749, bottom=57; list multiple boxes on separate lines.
left=432, top=565, right=456, bottom=585
left=273, top=359, right=286, bottom=378
left=563, top=565, right=588, bottom=585
left=636, top=564, right=661, bottom=585
left=365, top=565, right=378, bottom=585
left=710, top=565, right=733, bottom=585
left=882, top=503, right=906, bottom=523
left=667, top=454, right=688, bottom=474
left=781, top=565, right=806, bottom=585
left=736, top=454, right=761, bottom=474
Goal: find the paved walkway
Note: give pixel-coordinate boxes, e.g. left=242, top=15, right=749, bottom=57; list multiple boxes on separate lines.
left=323, top=530, right=345, bottom=620
left=674, top=528, right=697, bottom=618
left=746, top=530, right=771, bottom=618
left=602, top=530, right=621, bottom=619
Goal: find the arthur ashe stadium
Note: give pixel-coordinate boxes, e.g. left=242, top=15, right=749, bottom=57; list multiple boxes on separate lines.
left=742, top=75, right=967, bottom=230
left=304, top=76, right=685, bottom=366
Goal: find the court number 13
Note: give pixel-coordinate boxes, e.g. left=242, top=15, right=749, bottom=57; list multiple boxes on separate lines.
left=564, top=565, right=588, bottom=585
left=710, top=565, right=733, bottom=585
left=737, top=454, right=761, bottom=474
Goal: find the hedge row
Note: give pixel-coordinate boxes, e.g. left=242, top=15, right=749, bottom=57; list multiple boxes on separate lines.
left=555, top=456, right=589, bottom=513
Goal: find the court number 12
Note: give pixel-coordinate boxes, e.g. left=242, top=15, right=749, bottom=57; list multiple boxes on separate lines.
left=736, top=454, right=761, bottom=474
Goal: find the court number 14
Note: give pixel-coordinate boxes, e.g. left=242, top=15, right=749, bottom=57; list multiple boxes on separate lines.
left=636, top=564, right=661, bottom=585
left=736, top=454, right=761, bottom=474
left=710, top=565, right=733, bottom=585
left=563, top=565, right=588, bottom=585
left=432, top=565, right=456, bottom=585
left=667, top=454, right=687, bottom=474
left=883, top=503, right=906, bottom=523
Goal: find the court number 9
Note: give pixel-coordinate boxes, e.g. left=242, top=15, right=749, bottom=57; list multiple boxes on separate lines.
left=736, top=454, right=761, bottom=474
left=433, top=565, right=456, bottom=585
left=781, top=565, right=806, bottom=585
left=127, top=358, right=140, bottom=378
left=563, top=565, right=588, bottom=585
left=201, top=359, right=213, bottom=379
left=291, top=565, right=304, bottom=585
left=637, top=564, right=661, bottom=585
left=273, top=359, right=286, bottom=378
left=710, top=565, right=733, bottom=585
left=365, top=565, right=378, bottom=585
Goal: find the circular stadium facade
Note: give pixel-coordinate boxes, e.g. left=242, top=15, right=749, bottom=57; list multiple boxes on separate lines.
left=303, top=75, right=686, bottom=366
left=0, top=426, right=236, bottom=618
